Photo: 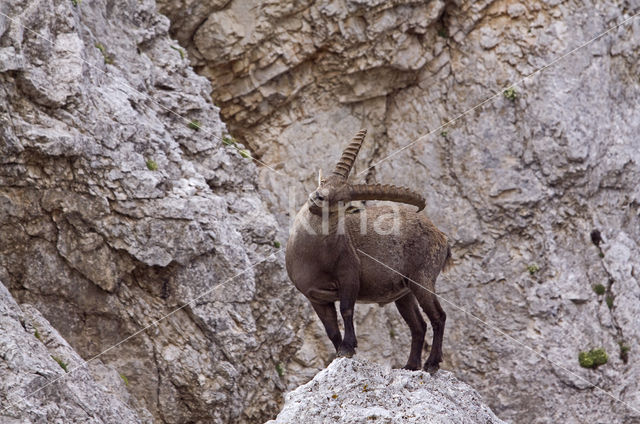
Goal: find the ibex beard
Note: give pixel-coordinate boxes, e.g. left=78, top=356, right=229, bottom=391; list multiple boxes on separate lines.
left=285, top=129, right=452, bottom=372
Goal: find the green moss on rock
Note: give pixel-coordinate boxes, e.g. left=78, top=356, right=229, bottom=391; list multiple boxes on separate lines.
left=578, top=348, right=608, bottom=369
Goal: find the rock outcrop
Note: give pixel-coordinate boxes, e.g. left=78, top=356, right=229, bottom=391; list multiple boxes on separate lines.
left=0, top=281, right=148, bottom=423
left=0, top=0, right=306, bottom=422
left=157, top=0, right=640, bottom=422
left=267, top=358, right=506, bottom=424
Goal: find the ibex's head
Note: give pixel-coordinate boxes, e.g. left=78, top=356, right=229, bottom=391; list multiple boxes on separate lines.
left=308, top=129, right=426, bottom=216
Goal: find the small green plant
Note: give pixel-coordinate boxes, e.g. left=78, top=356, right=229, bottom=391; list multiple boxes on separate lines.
left=51, top=355, right=69, bottom=372
left=503, top=87, right=518, bottom=101
left=275, top=363, right=284, bottom=377
left=273, top=240, right=281, bottom=248
left=120, top=373, right=129, bottom=386
left=578, top=348, right=608, bottom=369
left=599, top=252, right=604, bottom=258
left=146, top=159, right=158, bottom=171
left=440, top=130, right=448, bottom=137
left=362, top=384, right=370, bottom=392
left=222, top=136, right=236, bottom=146
left=389, top=328, right=396, bottom=338
left=619, top=342, right=630, bottom=363
left=592, top=284, right=606, bottom=295
left=606, top=295, right=614, bottom=309
left=238, top=149, right=251, bottom=159
left=188, top=120, right=202, bottom=131
left=170, top=45, right=185, bottom=59
left=33, top=326, right=41, bottom=340
left=95, top=42, right=114, bottom=64
left=437, top=27, right=449, bottom=38
left=527, top=263, right=539, bottom=275
left=71, top=0, right=80, bottom=6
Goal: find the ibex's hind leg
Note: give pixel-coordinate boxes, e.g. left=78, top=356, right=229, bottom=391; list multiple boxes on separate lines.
left=410, top=278, right=446, bottom=373
left=394, top=292, right=426, bottom=370
left=311, top=302, right=342, bottom=352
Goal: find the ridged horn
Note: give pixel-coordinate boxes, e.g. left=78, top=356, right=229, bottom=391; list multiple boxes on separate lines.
left=332, top=129, right=367, bottom=179
left=349, top=183, right=426, bottom=211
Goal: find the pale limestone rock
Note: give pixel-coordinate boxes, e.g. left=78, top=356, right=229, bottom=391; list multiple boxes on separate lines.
left=0, top=281, right=150, bottom=423
left=267, top=358, right=506, bottom=424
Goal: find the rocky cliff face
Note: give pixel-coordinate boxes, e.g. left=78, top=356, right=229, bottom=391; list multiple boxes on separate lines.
left=156, top=0, right=640, bottom=422
left=0, top=281, right=148, bottom=423
left=2, top=0, right=640, bottom=423
left=267, top=357, right=506, bottom=424
left=0, top=0, right=307, bottom=422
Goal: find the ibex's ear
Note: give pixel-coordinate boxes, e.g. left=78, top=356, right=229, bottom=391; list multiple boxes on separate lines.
left=318, top=169, right=322, bottom=186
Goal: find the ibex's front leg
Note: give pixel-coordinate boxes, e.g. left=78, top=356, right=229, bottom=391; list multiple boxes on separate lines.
left=311, top=302, right=342, bottom=351
left=336, top=264, right=360, bottom=358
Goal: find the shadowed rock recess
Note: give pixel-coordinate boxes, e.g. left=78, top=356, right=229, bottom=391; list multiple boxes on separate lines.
left=156, top=0, right=640, bottom=423
left=1, top=0, right=640, bottom=423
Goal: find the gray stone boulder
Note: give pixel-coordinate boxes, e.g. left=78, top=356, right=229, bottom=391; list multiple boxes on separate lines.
left=267, top=358, right=506, bottom=424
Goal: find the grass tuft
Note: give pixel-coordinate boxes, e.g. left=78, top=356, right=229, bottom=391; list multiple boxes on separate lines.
left=146, top=159, right=158, bottom=171
left=275, top=363, right=284, bottom=377
left=606, top=295, right=614, bottom=309
left=95, top=42, right=114, bottom=64
left=619, top=341, right=630, bottom=363
left=51, top=355, right=69, bottom=372
left=170, top=45, right=185, bottom=59
left=503, top=87, right=518, bottom=101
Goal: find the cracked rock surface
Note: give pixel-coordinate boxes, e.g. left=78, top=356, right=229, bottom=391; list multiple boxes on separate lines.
left=0, top=281, right=147, bottom=423
left=158, top=0, right=640, bottom=422
left=0, top=0, right=306, bottom=422
left=266, top=357, right=506, bottom=424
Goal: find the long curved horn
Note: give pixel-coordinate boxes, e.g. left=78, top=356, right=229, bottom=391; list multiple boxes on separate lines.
left=349, top=183, right=426, bottom=211
left=332, top=129, right=367, bottom=179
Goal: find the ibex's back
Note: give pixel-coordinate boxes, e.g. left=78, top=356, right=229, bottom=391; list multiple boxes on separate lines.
left=285, top=129, right=451, bottom=372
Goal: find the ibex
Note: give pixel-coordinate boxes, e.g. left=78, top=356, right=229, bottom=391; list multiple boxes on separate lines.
left=285, top=129, right=452, bottom=372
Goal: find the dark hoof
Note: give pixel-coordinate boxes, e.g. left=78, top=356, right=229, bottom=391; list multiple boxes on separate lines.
left=423, top=362, right=440, bottom=374
left=402, top=364, right=419, bottom=371
left=337, top=346, right=356, bottom=358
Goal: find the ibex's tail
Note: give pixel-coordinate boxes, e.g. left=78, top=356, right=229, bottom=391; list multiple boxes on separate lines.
left=442, top=245, right=453, bottom=273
